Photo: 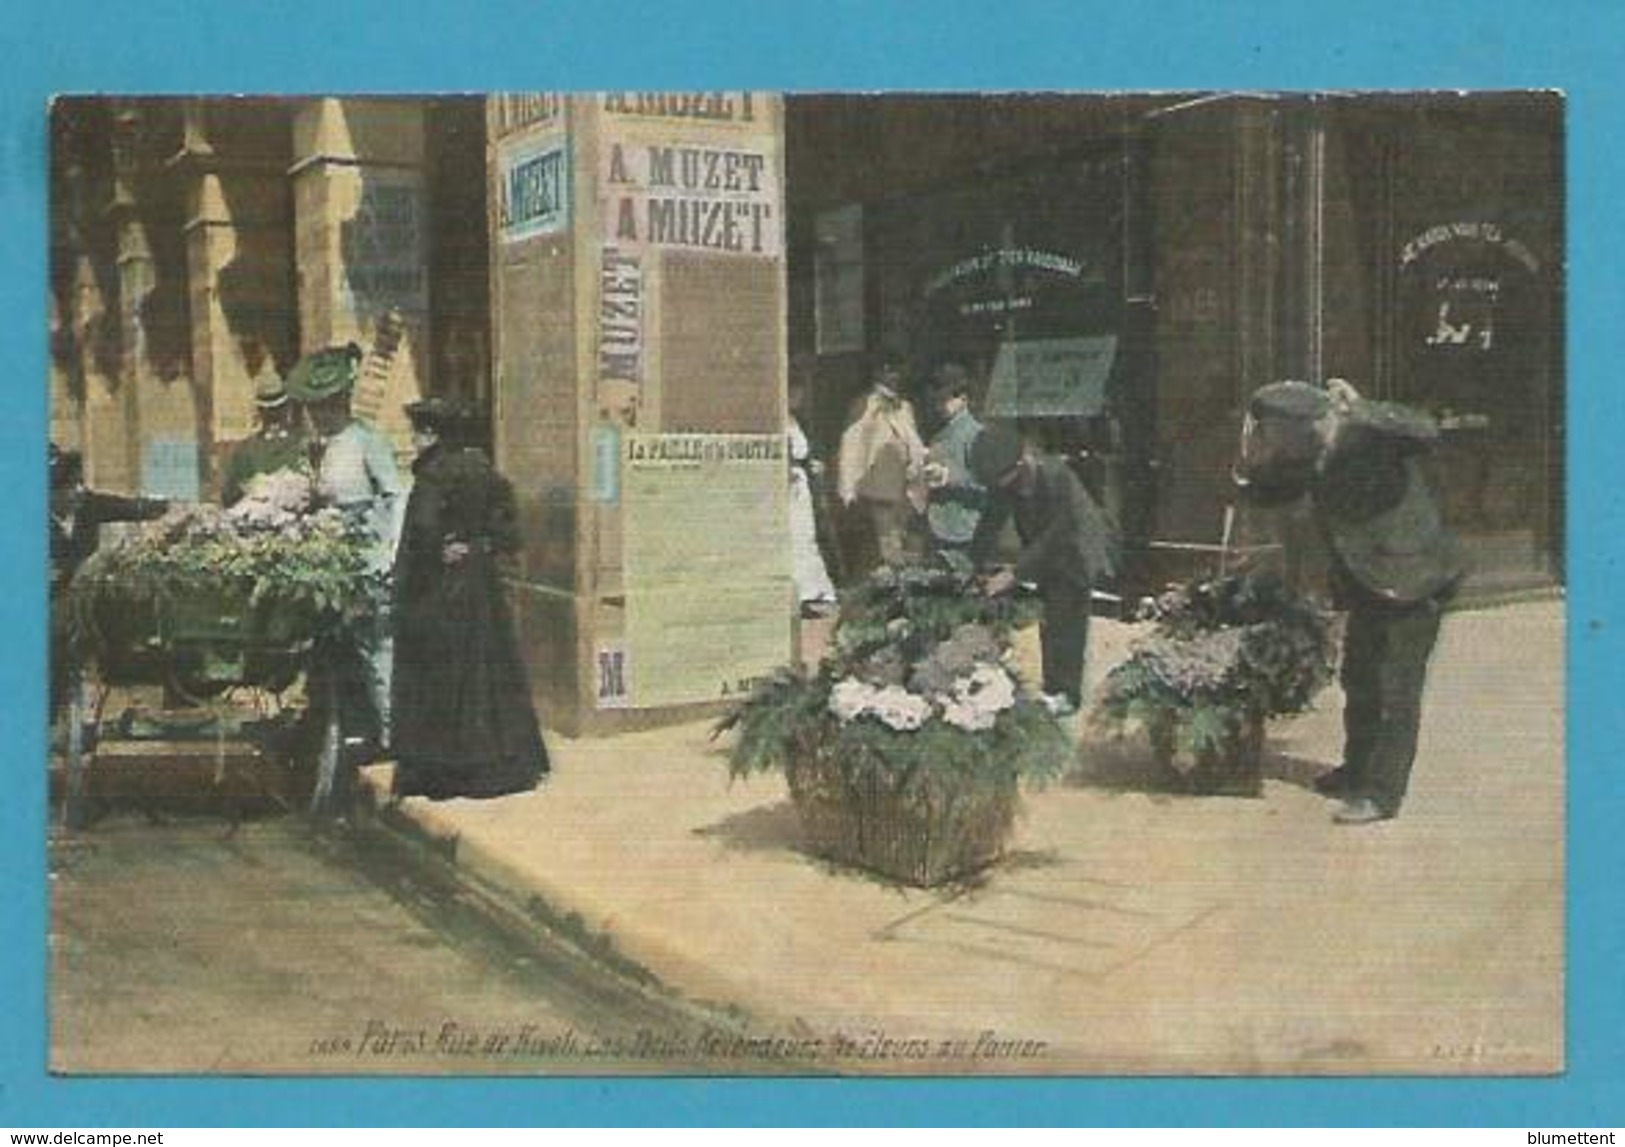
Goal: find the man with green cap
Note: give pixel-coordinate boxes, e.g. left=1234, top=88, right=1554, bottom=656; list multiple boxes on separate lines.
left=219, top=366, right=309, bottom=506
left=1234, top=378, right=1464, bottom=825
left=287, top=342, right=406, bottom=766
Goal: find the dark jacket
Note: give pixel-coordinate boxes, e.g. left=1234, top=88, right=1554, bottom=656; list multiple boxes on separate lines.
left=971, top=455, right=1116, bottom=593
left=390, top=444, right=547, bottom=799
left=219, top=428, right=310, bottom=506
left=50, top=488, right=168, bottom=590
left=1238, top=403, right=1464, bottom=607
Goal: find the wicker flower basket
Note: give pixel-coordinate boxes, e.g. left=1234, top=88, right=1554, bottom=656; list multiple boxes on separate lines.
left=784, top=751, right=1020, bottom=887
left=1149, top=710, right=1266, bottom=798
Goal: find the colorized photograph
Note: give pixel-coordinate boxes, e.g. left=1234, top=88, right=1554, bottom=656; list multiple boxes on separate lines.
left=45, top=91, right=1563, bottom=1075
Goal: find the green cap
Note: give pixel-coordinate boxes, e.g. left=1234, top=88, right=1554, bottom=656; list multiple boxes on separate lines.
left=286, top=343, right=363, bottom=403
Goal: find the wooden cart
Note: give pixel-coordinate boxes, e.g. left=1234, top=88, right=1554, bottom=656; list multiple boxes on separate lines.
left=59, top=588, right=342, bottom=828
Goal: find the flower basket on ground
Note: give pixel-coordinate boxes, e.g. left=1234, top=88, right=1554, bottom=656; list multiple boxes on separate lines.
left=1091, top=572, right=1335, bottom=797
left=62, top=470, right=384, bottom=694
left=716, top=566, right=1069, bottom=887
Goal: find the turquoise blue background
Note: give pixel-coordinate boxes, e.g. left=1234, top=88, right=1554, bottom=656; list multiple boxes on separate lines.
left=4, top=0, right=1620, bottom=1126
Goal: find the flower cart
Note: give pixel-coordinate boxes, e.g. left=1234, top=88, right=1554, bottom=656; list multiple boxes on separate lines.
left=1091, top=572, right=1335, bottom=796
left=717, top=566, right=1070, bottom=887
left=57, top=471, right=384, bottom=826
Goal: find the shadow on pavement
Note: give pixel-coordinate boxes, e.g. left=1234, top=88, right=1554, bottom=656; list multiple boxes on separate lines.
left=691, top=799, right=807, bottom=854
left=1069, top=736, right=1336, bottom=799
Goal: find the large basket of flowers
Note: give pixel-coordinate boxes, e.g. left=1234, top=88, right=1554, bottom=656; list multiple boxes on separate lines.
left=717, top=567, right=1069, bottom=887
left=63, top=470, right=384, bottom=694
left=1091, top=572, right=1335, bottom=796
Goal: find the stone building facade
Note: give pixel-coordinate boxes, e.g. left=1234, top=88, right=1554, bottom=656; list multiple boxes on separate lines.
left=49, top=92, right=1564, bottom=732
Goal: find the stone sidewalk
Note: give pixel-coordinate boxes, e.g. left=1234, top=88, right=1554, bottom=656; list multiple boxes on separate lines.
left=357, top=600, right=1565, bottom=1076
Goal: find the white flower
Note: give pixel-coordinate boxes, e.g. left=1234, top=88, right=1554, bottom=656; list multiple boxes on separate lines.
left=227, top=469, right=315, bottom=533
left=827, top=677, right=931, bottom=730
left=958, top=663, right=1017, bottom=710
left=936, top=663, right=1018, bottom=732
left=245, top=468, right=315, bottom=513
left=226, top=500, right=295, bottom=531
left=829, top=678, right=879, bottom=723
left=869, top=685, right=932, bottom=731
left=941, top=697, right=997, bottom=732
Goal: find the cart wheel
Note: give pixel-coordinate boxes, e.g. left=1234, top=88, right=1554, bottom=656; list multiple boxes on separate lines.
left=309, top=680, right=343, bottom=815
left=166, top=659, right=231, bottom=705
left=62, top=674, right=90, bottom=831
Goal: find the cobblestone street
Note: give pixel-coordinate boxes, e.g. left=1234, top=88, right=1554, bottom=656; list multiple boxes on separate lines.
left=49, top=816, right=737, bottom=1074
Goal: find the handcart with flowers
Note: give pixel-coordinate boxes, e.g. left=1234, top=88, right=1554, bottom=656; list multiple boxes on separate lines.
left=58, top=470, right=386, bottom=826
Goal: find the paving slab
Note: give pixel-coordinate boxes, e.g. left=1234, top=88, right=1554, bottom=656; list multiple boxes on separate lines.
left=360, top=600, right=1564, bottom=1075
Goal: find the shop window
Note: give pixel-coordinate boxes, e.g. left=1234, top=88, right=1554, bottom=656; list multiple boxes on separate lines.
left=813, top=204, right=864, bottom=355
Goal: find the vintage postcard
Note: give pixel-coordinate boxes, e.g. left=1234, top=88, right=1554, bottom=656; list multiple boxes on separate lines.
left=45, top=91, right=1563, bottom=1076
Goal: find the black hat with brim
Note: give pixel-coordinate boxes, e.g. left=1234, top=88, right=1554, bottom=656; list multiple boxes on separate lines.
left=1248, top=380, right=1332, bottom=422
left=404, top=396, right=460, bottom=433
left=928, top=362, right=971, bottom=400
left=968, top=424, right=1025, bottom=487
left=286, top=343, right=363, bottom=403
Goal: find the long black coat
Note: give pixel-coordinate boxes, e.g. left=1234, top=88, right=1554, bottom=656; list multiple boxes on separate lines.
left=390, top=445, right=548, bottom=800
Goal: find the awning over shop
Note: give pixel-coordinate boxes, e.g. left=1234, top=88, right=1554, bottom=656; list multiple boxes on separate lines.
left=983, top=335, right=1116, bottom=419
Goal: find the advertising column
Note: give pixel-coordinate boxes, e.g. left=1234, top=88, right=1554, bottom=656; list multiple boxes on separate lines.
left=487, top=92, right=790, bottom=733
left=592, top=92, right=792, bottom=715
left=487, top=94, right=584, bottom=726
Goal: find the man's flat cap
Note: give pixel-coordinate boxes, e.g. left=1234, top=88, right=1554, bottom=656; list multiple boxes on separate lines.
left=1247, top=380, right=1332, bottom=422
left=968, top=424, right=1025, bottom=487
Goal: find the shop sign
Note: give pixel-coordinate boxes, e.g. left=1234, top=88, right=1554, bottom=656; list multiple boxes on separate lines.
left=497, top=139, right=570, bottom=243
left=623, top=434, right=785, bottom=466
left=490, top=93, right=565, bottom=139
left=983, top=335, right=1117, bottom=419
left=601, top=92, right=759, bottom=123
left=341, top=172, right=427, bottom=314
left=594, top=644, right=631, bottom=709
left=141, top=437, right=200, bottom=501
left=591, top=423, right=621, bottom=503
left=1398, top=221, right=1541, bottom=274
left=1399, top=221, right=1540, bottom=355
left=922, top=246, right=1103, bottom=325
left=602, top=139, right=779, bottom=257
left=924, top=247, right=1091, bottom=296
left=598, top=246, right=643, bottom=385
left=620, top=433, right=791, bottom=709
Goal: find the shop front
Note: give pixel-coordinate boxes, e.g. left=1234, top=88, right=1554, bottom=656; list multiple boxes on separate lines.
left=49, top=92, right=1564, bottom=737
left=785, top=92, right=1564, bottom=602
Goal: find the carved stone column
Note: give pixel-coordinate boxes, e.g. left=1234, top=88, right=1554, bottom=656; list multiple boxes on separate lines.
left=290, top=98, right=428, bottom=463
left=170, top=99, right=297, bottom=494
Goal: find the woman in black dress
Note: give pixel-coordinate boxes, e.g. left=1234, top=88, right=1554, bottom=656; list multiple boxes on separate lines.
left=390, top=399, right=549, bottom=800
